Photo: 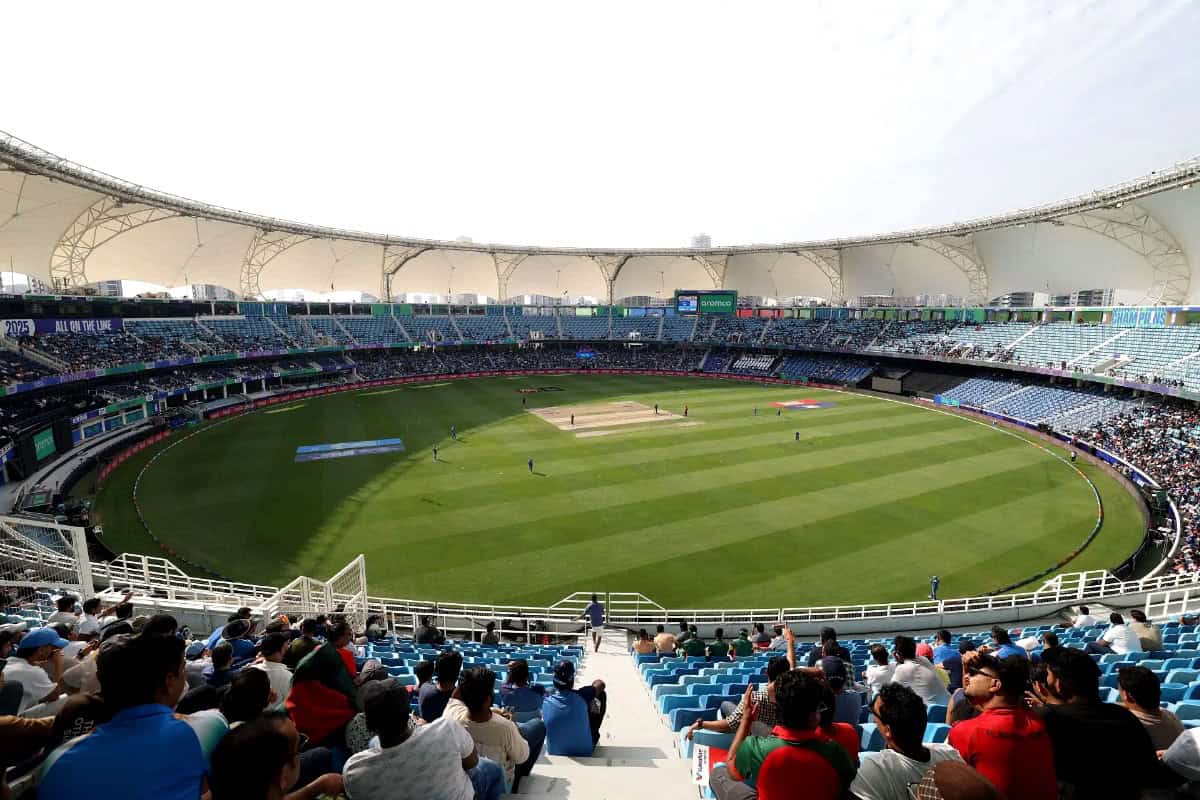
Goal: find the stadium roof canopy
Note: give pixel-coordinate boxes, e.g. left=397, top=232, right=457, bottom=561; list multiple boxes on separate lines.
left=2, top=129, right=1200, bottom=306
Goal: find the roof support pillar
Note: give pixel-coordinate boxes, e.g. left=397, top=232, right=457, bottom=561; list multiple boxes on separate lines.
left=380, top=244, right=432, bottom=301
left=492, top=253, right=529, bottom=303
left=1055, top=203, right=1190, bottom=305
left=239, top=230, right=313, bottom=300
left=690, top=254, right=728, bottom=288
left=794, top=249, right=844, bottom=304
left=49, top=196, right=180, bottom=291
left=591, top=255, right=633, bottom=307
left=914, top=236, right=989, bottom=305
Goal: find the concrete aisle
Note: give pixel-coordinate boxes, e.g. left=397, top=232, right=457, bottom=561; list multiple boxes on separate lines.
left=517, top=628, right=697, bottom=799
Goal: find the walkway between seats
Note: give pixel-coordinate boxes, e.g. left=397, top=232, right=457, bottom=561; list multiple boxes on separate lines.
left=518, top=628, right=696, bottom=799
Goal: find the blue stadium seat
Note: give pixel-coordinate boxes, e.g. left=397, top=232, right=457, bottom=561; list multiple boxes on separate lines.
left=923, top=724, right=951, bottom=743
left=1162, top=684, right=1189, bottom=704
left=670, top=708, right=718, bottom=731
left=860, top=722, right=886, bottom=752
left=661, top=695, right=704, bottom=714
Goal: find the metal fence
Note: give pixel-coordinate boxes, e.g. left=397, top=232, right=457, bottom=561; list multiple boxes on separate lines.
left=0, top=516, right=93, bottom=598
left=6, top=517, right=1200, bottom=635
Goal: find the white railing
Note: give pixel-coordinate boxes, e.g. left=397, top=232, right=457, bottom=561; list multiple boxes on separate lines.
left=93, top=552, right=279, bottom=605
left=9, top=530, right=1200, bottom=636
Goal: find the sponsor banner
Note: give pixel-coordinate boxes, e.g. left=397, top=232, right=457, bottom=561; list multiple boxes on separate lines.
left=691, top=745, right=710, bottom=787
left=770, top=399, right=835, bottom=409
left=294, top=438, right=405, bottom=463
left=0, top=319, right=35, bottom=338
left=17, top=318, right=125, bottom=335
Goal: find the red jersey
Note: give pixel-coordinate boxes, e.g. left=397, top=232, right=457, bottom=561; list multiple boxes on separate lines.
left=947, top=705, right=1056, bottom=800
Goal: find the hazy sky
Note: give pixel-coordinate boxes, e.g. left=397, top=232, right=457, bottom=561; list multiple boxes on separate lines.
left=3, top=1, right=1198, bottom=248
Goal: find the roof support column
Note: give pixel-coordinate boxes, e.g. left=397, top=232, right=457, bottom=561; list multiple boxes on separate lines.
left=49, top=196, right=180, bottom=291
left=239, top=230, right=313, bottom=300
left=915, top=236, right=989, bottom=305
left=380, top=244, right=432, bottom=301
left=492, top=253, right=528, bottom=303
left=690, top=254, right=728, bottom=288
left=591, top=254, right=633, bottom=307
left=1055, top=203, right=1190, bottom=305
left=795, top=249, right=844, bottom=304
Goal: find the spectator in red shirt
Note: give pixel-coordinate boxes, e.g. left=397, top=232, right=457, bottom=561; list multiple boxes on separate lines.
left=947, top=653, right=1056, bottom=800
left=710, top=671, right=856, bottom=800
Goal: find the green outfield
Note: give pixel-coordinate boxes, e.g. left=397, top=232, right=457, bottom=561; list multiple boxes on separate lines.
left=93, top=375, right=1146, bottom=609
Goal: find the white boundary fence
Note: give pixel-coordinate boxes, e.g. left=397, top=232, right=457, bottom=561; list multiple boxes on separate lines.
left=6, top=520, right=1200, bottom=636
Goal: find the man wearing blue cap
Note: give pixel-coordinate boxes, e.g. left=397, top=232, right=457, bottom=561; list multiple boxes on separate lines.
left=542, top=661, right=607, bottom=756
left=2, top=626, right=67, bottom=714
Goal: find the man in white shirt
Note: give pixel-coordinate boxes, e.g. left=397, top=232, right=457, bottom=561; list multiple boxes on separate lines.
left=1, top=627, right=67, bottom=714
left=343, top=678, right=506, bottom=800
left=890, top=635, right=950, bottom=706
left=75, top=598, right=105, bottom=638
left=851, top=683, right=962, bottom=800
left=863, top=644, right=895, bottom=701
left=1085, top=612, right=1143, bottom=656
left=1071, top=605, right=1097, bottom=628
left=249, top=632, right=292, bottom=711
left=45, top=596, right=79, bottom=627
left=444, top=667, right=535, bottom=790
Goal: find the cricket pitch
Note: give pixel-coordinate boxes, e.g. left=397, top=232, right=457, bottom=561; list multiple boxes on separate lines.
left=528, top=401, right=683, bottom=432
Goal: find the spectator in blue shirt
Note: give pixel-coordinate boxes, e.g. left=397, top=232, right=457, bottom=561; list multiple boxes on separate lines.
left=39, top=632, right=229, bottom=799
left=939, top=639, right=975, bottom=692
left=418, top=651, right=462, bottom=722
left=500, top=659, right=546, bottom=722
left=205, top=607, right=253, bottom=650
left=220, top=618, right=257, bottom=664
left=204, top=642, right=239, bottom=688
left=543, top=661, right=606, bottom=756
left=988, top=626, right=1028, bottom=660
left=931, top=630, right=957, bottom=665
left=580, top=594, right=605, bottom=653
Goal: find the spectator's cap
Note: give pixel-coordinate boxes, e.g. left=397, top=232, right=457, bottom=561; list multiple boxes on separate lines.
left=255, top=631, right=288, bottom=657
left=185, top=641, right=207, bottom=660
left=222, top=619, right=251, bottom=639
left=17, top=626, right=69, bottom=651
left=553, top=660, right=576, bottom=689
left=916, top=642, right=934, bottom=659
left=738, top=628, right=749, bottom=637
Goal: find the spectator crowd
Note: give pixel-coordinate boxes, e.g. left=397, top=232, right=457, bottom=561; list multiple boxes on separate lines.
left=0, top=596, right=605, bottom=800
left=1073, top=398, right=1200, bottom=574
left=661, top=615, right=1200, bottom=800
